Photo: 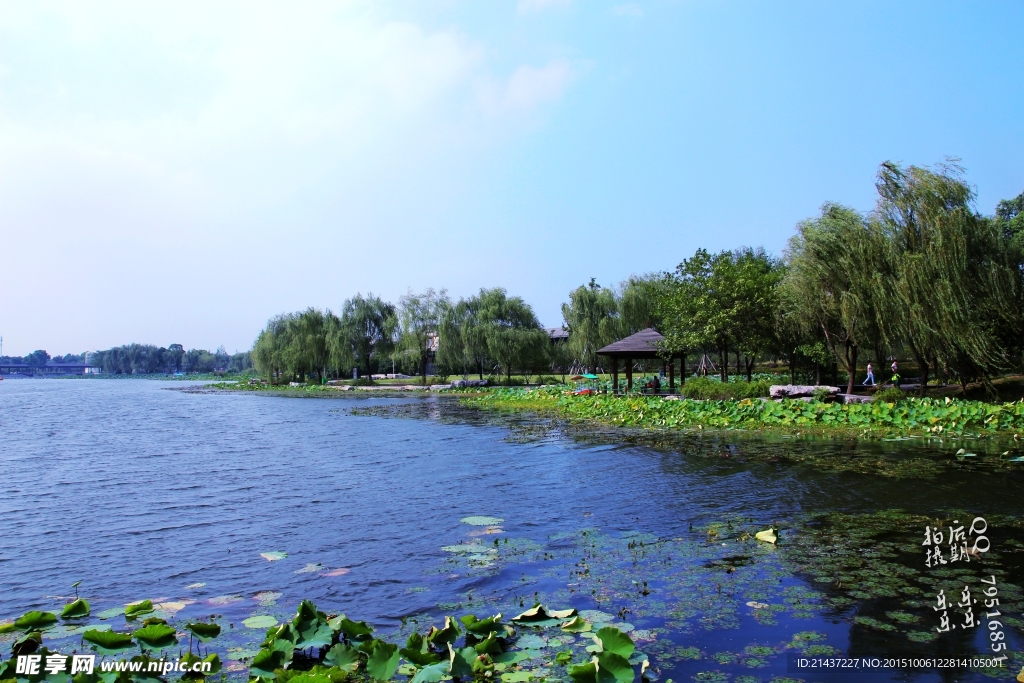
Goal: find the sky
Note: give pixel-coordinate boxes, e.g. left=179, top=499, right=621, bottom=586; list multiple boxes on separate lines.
left=2, top=1, right=1023, bottom=356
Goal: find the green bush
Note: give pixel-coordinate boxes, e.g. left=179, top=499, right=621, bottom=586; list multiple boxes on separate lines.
left=873, top=387, right=906, bottom=403
left=811, top=386, right=833, bottom=402
left=682, top=377, right=771, bottom=400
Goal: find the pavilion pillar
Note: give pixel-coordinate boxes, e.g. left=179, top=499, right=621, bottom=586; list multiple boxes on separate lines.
left=626, top=357, right=633, bottom=392
left=611, top=357, right=618, bottom=395
left=669, top=357, right=675, bottom=391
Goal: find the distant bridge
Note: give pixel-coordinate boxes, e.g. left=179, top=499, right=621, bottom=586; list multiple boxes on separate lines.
left=0, top=363, right=101, bottom=376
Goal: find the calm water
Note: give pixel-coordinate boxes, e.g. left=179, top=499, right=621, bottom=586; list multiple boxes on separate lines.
left=1, top=380, right=1022, bottom=682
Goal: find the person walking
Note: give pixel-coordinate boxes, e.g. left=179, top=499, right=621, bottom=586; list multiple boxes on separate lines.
left=863, top=361, right=875, bottom=386
left=890, top=360, right=900, bottom=388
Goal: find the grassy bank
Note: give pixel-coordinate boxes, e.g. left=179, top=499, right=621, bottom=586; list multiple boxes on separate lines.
left=466, top=386, right=1024, bottom=440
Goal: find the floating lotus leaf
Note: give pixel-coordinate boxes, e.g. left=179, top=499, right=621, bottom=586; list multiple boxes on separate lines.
left=83, top=629, right=135, bottom=655
left=96, top=607, right=125, bottom=620
left=124, top=600, right=154, bottom=619
left=460, top=516, right=505, bottom=526
left=595, top=627, right=634, bottom=658
left=411, top=661, right=450, bottom=683
left=401, top=633, right=442, bottom=666
left=547, top=608, right=576, bottom=619
left=321, top=568, right=350, bottom=577
left=561, top=616, right=592, bottom=633
left=243, top=616, right=278, bottom=630
left=578, top=611, right=615, bottom=624
left=208, top=595, right=244, bottom=606
left=60, top=599, right=90, bottom=619
left=366, top=641, right=400, bottom=681
left=0, top=622, right=15, bottom=634
left=502, top=672, right=534, bottom=683
left=132, top=623, right=178, bottom=650
left=324, top=643, right=361, bottom=672
left=186, top=622, right=222, bottom=640
left=14, top=611, right=57, bottom=631
left=294, top=563, right=323, bottom=574
left=441, top=543, right=492, bottom=554
left=492, top=651, right=531, bottom=665
left=754, top=528, right=777, bottom=544
left=595, top=651, right=634, bottom=683
left=516, top=634, right=546, bottom=650
left=260, top=551, right=288, bottom=561
left=185, top=582, right=206, bottom=589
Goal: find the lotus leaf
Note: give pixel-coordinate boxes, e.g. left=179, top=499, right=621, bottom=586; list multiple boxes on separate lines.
left=250, top=645, right=293, bottom=679
left=124, top=600, right=154, bottom=619
left=460, top=613, right=503, bottom=634
left=14, top=611, right=58, bottom=631
left=561, top=616, right=592, bottom=632
left=569, top=660, right=598, bottom=683
left=516, top=634, right=546, bottom=650
left=595, top=628, right=634, bottom=658
left=426, top=616, right=460, bottom=647
left=578, top=611, right=615, bottom=623
left=61, top=599, right=90, bottom=619
left=336, top=616, right=374, bottom=641
left=492, top=651, right=531, bottom=665
left=292, top=600, right=334, bottom=649
left=595, top=651, right=634, bottom=683
left=185, top=582, right=206, bottom=589
left=243, top=616, right=279, bottom=630
left=132, top=623, right=177, bottom=650
left=186, top=622, right=222, bottom=640
left=294, top=563, right=323, bottom=574
left=400, top=633, right=441, bottom=666
left=410, top=661, right=449, bottom=683
left=447, top=644, right=476, bottom=680
left=324, top=643, right=361, bottom=672
left=754, top=528, right=777, bottom=544
left=208, top=595, right=243, bottom=606
left=83, top=629, right=135, bottom=655
left=0, top=622, right=15, bottom=634
left=473, top=632, right=504, bottom=655
left=260, top=551, right=288, bottom=561
left=96, top=607, right=125, bottom=620
left=461, top=516, right=504, bottom=526
left=366, top=641, right=400, bottom=681
left=502, top=672, right=534, bottom=683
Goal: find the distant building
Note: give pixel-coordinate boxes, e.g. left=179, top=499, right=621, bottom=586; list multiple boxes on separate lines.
left=546, top=327, right=569, bottom=344
left=0, top=362, right=101, bottom=376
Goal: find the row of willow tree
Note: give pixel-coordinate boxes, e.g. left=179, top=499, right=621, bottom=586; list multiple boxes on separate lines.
left=91, top=344, right=252, bottom=375
left=253, top=160, right=1024, bottom=394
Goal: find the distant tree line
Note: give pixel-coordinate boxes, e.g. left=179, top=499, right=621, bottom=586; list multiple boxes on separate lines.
left=253, top=160, right=1024, bottom=393
left=91, top=344, right=252, bottom=375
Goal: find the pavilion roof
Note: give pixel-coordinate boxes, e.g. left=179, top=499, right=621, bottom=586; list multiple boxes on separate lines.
left=596, top=328, right=676, bottom=357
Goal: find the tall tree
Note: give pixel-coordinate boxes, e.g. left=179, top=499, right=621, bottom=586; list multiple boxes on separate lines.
left=334, top=293, right=396, bottom=378
left=872, top=160, right=1019, bottom=391
left=561, top=279, right=620, bottom=374
left=781, top=203, right=879, bottom=394
left=395, top=288, right=449, bottom=385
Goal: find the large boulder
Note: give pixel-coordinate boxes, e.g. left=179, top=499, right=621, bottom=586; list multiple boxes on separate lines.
left=769, top=384, right=841, bottom=399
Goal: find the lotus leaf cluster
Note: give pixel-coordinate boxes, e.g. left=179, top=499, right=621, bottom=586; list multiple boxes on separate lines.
left=469, top=387, right=1024, bottom=438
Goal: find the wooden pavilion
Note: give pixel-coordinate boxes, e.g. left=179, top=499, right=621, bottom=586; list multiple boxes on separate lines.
left=596, top=328, right=684, bottom=393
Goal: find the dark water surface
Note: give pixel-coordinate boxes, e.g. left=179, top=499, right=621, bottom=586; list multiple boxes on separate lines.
left=1, top=380, right=1022, bottom=682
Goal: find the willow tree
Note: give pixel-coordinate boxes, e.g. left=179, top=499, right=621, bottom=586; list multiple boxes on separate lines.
left=253, top=313, right=294, bottom=380
left=781, top=203, right=880, bottom=394
left=871, top=160, right=1019, bottom=390
left=561, top=279, right=620, bottom=374
left=619, top=273, right=668, bottom=335
left=395, top=288, right=449, bottom=384
left=333, top=293, right=396, bottom=378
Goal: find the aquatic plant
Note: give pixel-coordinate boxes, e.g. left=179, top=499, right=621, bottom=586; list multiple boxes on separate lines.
left=468, top=386, right=1024, bottom=438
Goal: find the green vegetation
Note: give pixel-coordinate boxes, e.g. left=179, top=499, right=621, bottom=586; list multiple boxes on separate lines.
left=0, top=599, right=647, bottom=683
left=468, top=386, right=1024, bottom=438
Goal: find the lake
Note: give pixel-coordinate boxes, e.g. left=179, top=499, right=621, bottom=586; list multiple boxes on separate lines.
left=1, top=380, right=1022, bottom=682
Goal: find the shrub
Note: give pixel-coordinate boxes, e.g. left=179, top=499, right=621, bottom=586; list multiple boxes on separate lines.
left=811, top=386, right=833, bottom=402
left=873, top=387, right=906, bottom=403
left=682, top=377, right=770, bottom=400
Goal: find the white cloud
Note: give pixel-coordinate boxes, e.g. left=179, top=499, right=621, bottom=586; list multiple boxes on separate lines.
left=477, top=59, right=574, bottom=115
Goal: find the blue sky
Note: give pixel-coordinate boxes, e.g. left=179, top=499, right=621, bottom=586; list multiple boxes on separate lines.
left=2, top=1, right=1023, bottom=355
